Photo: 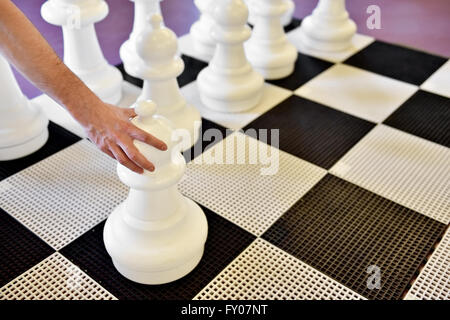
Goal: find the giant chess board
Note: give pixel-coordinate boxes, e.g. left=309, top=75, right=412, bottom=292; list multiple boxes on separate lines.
left=0, top=19, right=449, bottom=300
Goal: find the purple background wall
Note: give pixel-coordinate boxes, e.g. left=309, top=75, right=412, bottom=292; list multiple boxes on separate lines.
left=10, top=0, right=450, bottom=99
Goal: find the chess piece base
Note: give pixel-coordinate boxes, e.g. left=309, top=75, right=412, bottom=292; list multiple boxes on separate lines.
left=104, top=198, right=208, bottom=285
left=246, top=43, right=298, bottom=80
left=0, top=128, right=48, bottom=161
left=112, top=249, right=204, bottom=285
left=255, top=63, right=295, bottom=80
left=197, top=66, right=264, bottom=113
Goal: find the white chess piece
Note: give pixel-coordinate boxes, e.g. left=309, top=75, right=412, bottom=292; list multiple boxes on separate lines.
left=190, top=0, right=216, bottom=60
left=103, top=100, right=208, bottom=285
left=247, top=0, right=294, bottom=27
left=197, top=0, right=264, bottom=113
left=298, top=0, right=357, bottom=52
left=246, top=0, right=298, bottom=80
left=128, top=14, right=201, bottom=151
left=120, top=0, right=162, bottom=68
left=0, top=55, right=49, bottom=161
left=41, top=0, right=123, bottom=104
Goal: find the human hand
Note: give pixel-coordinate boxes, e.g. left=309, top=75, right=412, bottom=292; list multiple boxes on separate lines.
left=80, top=102, right=167, bottom=174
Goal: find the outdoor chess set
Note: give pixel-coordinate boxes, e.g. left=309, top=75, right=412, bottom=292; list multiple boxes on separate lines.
left=0, top=0, right=449, bottom=300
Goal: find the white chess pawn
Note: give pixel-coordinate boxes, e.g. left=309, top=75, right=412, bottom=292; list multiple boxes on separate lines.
left=41, top=0, right=123, bottom=104
left=247, top=0, right=294, bottom=27
left=197, top=0, right=264, bottom=113
left=103, top=100, right=208, bottom=285
left=246, top=0, right=298, bottom=80
left=128, top=14, right=201, bottom=151
left=190, top=0, right=216, bottom=60
left=120, top=0, right=162, bottom=68
left=298, top=0, right=357, bottom=52
left=0, top=55, right=49, bottom=161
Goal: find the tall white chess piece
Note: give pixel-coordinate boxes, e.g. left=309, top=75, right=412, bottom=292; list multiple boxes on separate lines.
left=298, top=0, right=357, bottom=52
left=197, top=0, right=264, bottom=113
left=0, top=55, right=49, bottom=161
left=246, top=0, right=298, bottom=80
left=126, top=14, right=201, bottom=151
left=41, top=0, right=123, bottom=104
left=120, top=0, right=162, bottom=68
left=190, top=0, right=216, bottom=60
left=246, top=0, right=295, bottom=27
left=104, top=100, right=208, bottom=285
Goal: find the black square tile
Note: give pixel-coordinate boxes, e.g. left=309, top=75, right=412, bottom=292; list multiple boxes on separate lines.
left=384, top=90, right=450, bottom=148
left=60, top=206, right=255, bottom=300
left=0, top=208, right=54, bottom=287
left=0, top=122, right=81, bottom=181
left=268, top=52, right=333, bottom=91
left=284, top=18, right=302, bottom=33
left=243, top=95, right=375, bottom=169
left=182, top=118, right=231, bottom=163
left=177, top=55, right=208, bottom=88
left=117, top=55, right=208, bottom=89
left=116, top=63, right=142, bottom=88
left=345, top=41, right=447, bottom=85
left=262, top=174, right=446, bottom=300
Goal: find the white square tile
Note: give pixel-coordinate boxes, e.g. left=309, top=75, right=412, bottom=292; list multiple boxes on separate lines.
left=421, top=59, right=450, bottom=98
left=0, top=140, right=127, bottom=250
left=296, top=64, right=418, bottom=123
left=0, top=253, right=116, bottom=300
left=330, top=124, right=450, bottom=224
left=178, top=33, right=211, bottom=63
left=194, top=238, right=365, bottom=300
left=287, top=28, right=374, bottom=63
left=32, top=81, right=142, bottom=138
left=179, top=132, right=327, bottom=236
left=405, top=228, right=450, bottom=300
left=182, top=81, right=292, bottom=130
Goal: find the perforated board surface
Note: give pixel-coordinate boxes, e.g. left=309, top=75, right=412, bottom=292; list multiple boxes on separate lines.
left=0, top=19, right=449, bottom=300
left=0, top=253, right=116, bottom=300
left=405, top=228, right=450, bottom=300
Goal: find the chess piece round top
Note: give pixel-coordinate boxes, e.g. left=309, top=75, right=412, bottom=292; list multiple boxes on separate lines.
left=118, top=100, right=186, bottom=191
left=136, top=14, right=177, bottom=66
left=212, top=0, right=248, bottom=27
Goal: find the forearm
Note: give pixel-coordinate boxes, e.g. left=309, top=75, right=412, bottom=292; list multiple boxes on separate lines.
left=0, top=0, right=100, bottom=127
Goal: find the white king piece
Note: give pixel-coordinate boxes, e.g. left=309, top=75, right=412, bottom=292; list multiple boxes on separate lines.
left=298, top=0, right=356, bottom=52
left=104, top=100, right=208, bottom=285
left=127, top=14, right=201, bottom=151
left=41, top=0, right=123, bottom=103
left=0, top=55, right=49, bottom=160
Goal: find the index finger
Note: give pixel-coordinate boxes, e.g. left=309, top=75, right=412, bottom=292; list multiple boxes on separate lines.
left=127, top=124, right=168, bottom=151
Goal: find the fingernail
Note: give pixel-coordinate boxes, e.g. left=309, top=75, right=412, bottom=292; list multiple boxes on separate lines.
left=149, top=165, right=155, bottom=172
left=161, top=144, right=168, bottom=151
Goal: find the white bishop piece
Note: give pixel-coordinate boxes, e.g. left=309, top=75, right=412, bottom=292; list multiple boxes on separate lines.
left=298, top=0, right=356, bottom=52
left=103, top=100, right=208, bottom=285
left=41, top=0, right=123, bottom=104
left=246, top=0, right=295, bottom=27
left=0, top=55, right=49, bottom=161
left=190, top=0, right=216, bottom=60
left=127, top=14, right=201, bottom=151
left=246, top=0, right=298, bottom=80
left=120, top=0, right=162, bottom=67
left=197, top=0, right=264, bottom=113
